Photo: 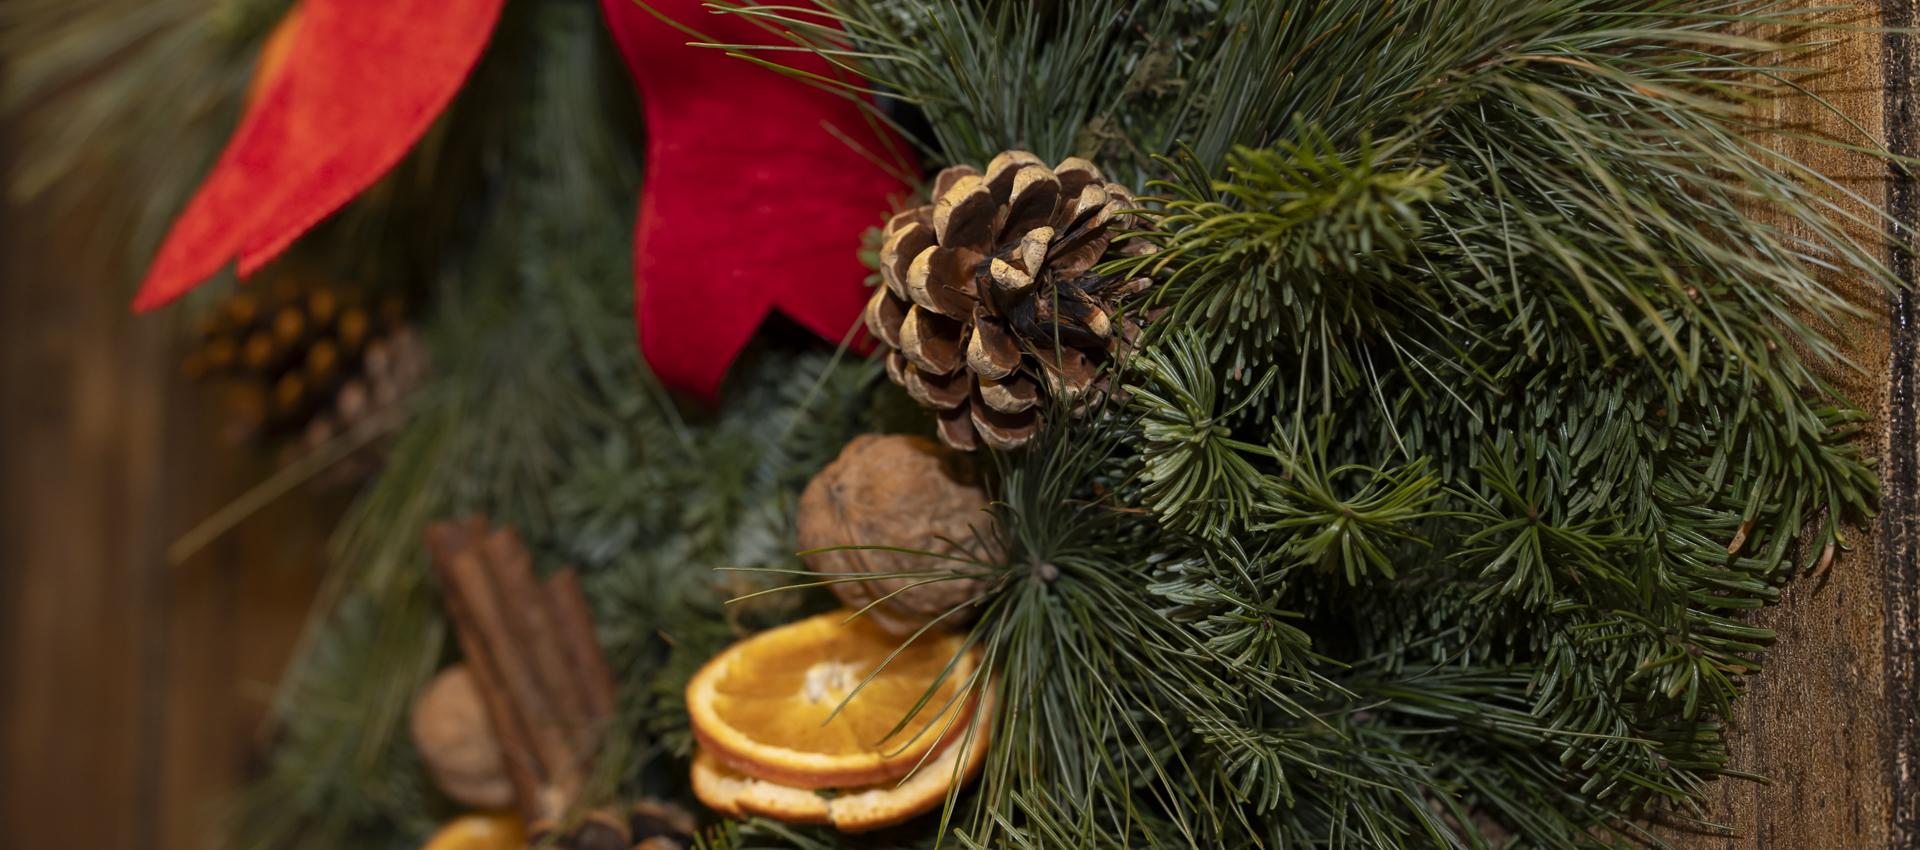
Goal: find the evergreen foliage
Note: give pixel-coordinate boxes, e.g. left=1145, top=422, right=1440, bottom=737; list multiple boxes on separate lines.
left=6, top=0, right=1901, bottom=849
left=1, top=0, right=292, bottom=278
left=212, top=4, right=904, bottom=848
left=715, top=1, right=1894, bottom=847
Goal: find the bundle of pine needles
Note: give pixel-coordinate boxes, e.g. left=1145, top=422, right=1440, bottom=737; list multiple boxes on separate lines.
left=684, top=1, right=1897, bottom=847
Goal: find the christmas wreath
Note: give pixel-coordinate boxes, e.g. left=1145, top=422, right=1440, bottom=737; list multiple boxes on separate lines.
left=5, top=0, right=1898, bottom=848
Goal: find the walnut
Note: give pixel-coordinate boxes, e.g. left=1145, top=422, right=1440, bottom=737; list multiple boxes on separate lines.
left=796, top=434, right=1001, bottom=635
left=409, top=665, right=514, bottom=809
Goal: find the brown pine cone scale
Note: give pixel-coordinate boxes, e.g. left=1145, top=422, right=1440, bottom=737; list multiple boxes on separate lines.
left=866, top=151, right=1153, bottom=451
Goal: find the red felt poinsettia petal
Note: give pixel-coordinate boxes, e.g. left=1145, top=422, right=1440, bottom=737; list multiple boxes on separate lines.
left=133, top=0, right=505, bottom=312
left=600, top=0, right=914, bottom=401
left=245, top=4, right=305, bottom=107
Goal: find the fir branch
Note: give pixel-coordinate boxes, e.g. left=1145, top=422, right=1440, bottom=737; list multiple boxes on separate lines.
left=1126, top=330, right=1273, bottom=540
left=1258, top=443, right=1445, bottom=586
left=225, top=5, right=648, bottom=849
left=1121, top=132, right=1454, bottom=397
left=61, top=1, right=1896, bottom=849
left=0, top=0, right=283, bottom=282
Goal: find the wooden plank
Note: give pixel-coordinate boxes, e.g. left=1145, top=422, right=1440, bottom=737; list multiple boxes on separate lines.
left=1875, top=3, right=1920, bottom=845
left=0, top=204, right=169, bottom=850
left=156, top=495, right=333, bottom=850
left=154, top=390, right=337, bottom=850
left=0, top=192, right=328, bottom=850
left=1671, top=4, right=1909, bottom=847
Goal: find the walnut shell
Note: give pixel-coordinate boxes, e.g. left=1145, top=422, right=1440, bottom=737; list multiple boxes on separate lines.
left=796, top=434, right=1000, bottom=635
left=410, top=665, right=515, bottom=809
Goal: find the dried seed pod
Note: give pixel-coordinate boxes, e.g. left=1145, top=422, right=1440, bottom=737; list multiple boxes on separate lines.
left=182, top=273, right=423, bottom=460
left=410, top=665, right=515, bottom=810
left=865, top=152, right=1155, bottom=451
left=796, top=434, right=1000, bottom=635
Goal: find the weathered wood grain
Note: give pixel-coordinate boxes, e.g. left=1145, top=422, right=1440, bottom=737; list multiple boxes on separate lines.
left=1668, top=5, right=1916, bottom=848
left=0, top=197, right=160, bottom=850
left=0, top=193, right=331, bottom=849
left=1877, top=7, right=1920, bottom=849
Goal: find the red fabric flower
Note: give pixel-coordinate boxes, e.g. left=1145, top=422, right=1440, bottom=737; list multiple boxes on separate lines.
left=137, top=0, right=912, bottom=401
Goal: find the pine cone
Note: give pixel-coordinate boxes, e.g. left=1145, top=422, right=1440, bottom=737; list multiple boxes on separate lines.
left=290, top=324, right=429, bottom=480
left=182, top=274, right=425, bottom=480
left=864, top=151, right=1154, bottom=451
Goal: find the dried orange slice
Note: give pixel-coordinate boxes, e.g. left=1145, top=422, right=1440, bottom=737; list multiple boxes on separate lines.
left=692, top=685, right=996, bottom=832
left=687, top=609, right=981, bottom=789
left=691, top=749, right=830, bottom=825
left=420, top=813, right=524, bottom=850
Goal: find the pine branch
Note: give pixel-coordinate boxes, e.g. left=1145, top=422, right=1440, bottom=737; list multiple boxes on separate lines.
left=225, top=5, right=647, bottom=848
left=35, top=1, right=1886, bottom=849
left=1126, top=132, right=1450, bottom=390
left=0, top=0, right=281, bottom=283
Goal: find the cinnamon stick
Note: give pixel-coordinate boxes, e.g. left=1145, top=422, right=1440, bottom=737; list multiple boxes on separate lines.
left=483, top=529, right=594, bottom=738
left=426, top=520, right=543, bottom=816
left=445, top=543, right=580, bottom=813
left=547, top=568, right=618, bottom=722
left=426, top=514, right=627, bottom=843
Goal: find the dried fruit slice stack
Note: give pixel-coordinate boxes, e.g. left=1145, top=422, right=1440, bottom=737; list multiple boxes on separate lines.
left=685, top=611, right=993, bottom=832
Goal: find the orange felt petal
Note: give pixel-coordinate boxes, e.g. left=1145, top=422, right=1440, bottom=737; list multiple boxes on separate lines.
left=134, top=0, right=504, bottom=311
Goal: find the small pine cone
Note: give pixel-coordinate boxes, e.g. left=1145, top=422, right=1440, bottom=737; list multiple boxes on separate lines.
left=185, top=274, right=421, bottom=455
left=290, top=325, right=430, bottom=485
left=864, top=151, right=1154, bottom=451
left=187, top=274, right=427, bottom=487
left=184, top=275, right=410, bottom=437
left=313, top=324, right=430, bottom=442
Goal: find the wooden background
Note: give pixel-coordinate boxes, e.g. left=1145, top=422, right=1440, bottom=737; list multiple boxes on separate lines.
left=1, top=5, right=1917, bottom=850
left=0, top=212, right=340, bottom=850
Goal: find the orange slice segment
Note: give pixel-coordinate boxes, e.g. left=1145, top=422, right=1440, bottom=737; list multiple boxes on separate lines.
left=691, top=685, right=996, bottom=833
left=688, top=609, right=980, bottom=789
left=420, top=813, right=524, bottom=850
left=691, top=748, right=830, bottom=825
